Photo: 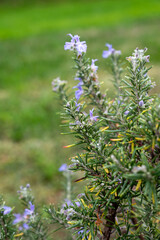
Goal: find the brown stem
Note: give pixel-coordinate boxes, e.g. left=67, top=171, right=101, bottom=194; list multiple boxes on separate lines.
left=1, top=217, right=9, bottom=240
left=102, top=201, right=119, bottom=240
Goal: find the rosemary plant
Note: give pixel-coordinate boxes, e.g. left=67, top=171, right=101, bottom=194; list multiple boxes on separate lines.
left=0, top=34, right=160, bottom=240
left=48, top=34, right=160, bottom=240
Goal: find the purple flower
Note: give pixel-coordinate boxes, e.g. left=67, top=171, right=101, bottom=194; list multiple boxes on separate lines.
left=75, top=77, right=81, bottom=81
left=64, top=34, right=87, bottom=55
left=78, top=228, right=89, bottom=237
left=73, top=79, right=83, bottom=87
left=117, top=97, right=124, bottom=105
left=91, top=59, right=98, bottom=74
left=3, top=206, right=12, bottom=215
left=24, top=202, right=35, bottom=217
left=74, top=77, right=84, bottom=87
left=62, top=199, right=73, bottom=207
left=89, top=109, right=99, bottom=121
left=13, top=214, right=24, bottom=225
left=59, top=163, right=68, bottom=172
left=145, top=55, right=150, bottom=62
left=144, top=73, right=147, bottom=78
left=102, top=44, right=114, bottom=58
left=64, top=34, right=80, bottom=51
left=73, top=78, right=84, bottom=101
left=13, top=201, right=35, bottom=230
left=75, top=101, right=81, bottom=111
left=64, top=41, right=74, bottom=51
left=77, top=193, right=85, bottom=198
left=139, top=100, right=144, bottom=107
left=23, top=223, right=30, bottom=230
left=19, top=222, right=30, bottom=231
left=102, top=44, right=121, bottom=58
left=124, top=110, right=129, bottom=115
left=75, top=86, right=83, bottom=101
left=76, top=41, right=87, bottom=55
left=75, top=201, right=81, bottom=207
left=78, top=229, right=84, bottom=234
left=68, top=34, right=80, bottom=42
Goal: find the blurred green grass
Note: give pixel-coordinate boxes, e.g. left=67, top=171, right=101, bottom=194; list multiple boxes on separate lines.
left=0, top=0, right=160, bottom=39
left=0, top=1, right=160, bottom=238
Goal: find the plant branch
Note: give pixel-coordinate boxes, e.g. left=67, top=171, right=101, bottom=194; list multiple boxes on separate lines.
left=102, top=201, right=119, bottom=240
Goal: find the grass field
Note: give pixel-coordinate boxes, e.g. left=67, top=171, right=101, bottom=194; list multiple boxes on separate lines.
left=0, top=0, right=160, bottom=238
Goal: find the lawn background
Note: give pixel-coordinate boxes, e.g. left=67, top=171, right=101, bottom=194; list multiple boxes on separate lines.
left=0, top=0, right=160, bottom=238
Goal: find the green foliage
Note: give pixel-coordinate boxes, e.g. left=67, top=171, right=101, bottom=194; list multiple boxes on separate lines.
left=0, top=196, right=16, bottom=240
left=48, top=35, right=160, bottom=239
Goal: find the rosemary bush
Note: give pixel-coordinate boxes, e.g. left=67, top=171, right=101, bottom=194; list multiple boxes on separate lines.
left=0, top=184, right=48, bottom=239
left=1, top=34, right=160, bottom=240
left=49, top=34, right=160, bottom=240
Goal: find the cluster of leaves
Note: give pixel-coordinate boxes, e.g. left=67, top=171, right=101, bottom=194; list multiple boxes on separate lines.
left=48, top=35, right=160, bottom=240
left=0, top=185, right=48, bottom=240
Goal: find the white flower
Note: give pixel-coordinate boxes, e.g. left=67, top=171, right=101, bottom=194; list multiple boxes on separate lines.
left=132, top=165, right=147, bottom=173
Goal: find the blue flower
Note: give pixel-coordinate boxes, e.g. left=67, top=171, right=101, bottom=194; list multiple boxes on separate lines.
left=90, top=59, right=98, bottom=78
left=24, top=202, right=35, bottom=216
left=64, top=34, right=80, bottom=51
left=59, top=163, right=68, bottom=172
left=73, top=78, right=84, bottom=101
left=75, top=101, right=81, bottom=111
left=13, top=214, right=24, bottom=225
left=76, top=41, right=87, bottom=55
left=78, top=229, right=84, bottom=234
left=19, top=223, right=30, bottom=231
left=64, top=199, right=73, bottom=206
left=64, top=34, right=87, bottom=55
left=77, top=193, right=85, bottom=198
left=124, top=110, right=129, bottom=115
left=68, top=34, right=80, bottom=42
left=64, top=41, right=74, bottom=51
left=18, top=223, right=30, bottom=231
left=139, top=100, right=144, bottom=107
left=145, top=55, right=150, bottom=62
left=75, top=201, right=81, bottom=207
left=13, top=201, right=35, bottom=231
left=102, top=44, right=121, bottom=58
left=73, top=79, right=83, bottom=88
left=23, top=223, right=30, bottom=230
left=78, top=228, right=89, bottom=238
left=91, top=59, right=98, bottom=73
left=3, top=206, right=12, bottom=215
left=89, top=109, right=99, bottom=121
left=102, top=44, right=114, bottom=58
left=61, top=199, right=73, bottom=211
left=75, top=86, right=83, bottom=101
left=144, top=73, right=147, bottom=78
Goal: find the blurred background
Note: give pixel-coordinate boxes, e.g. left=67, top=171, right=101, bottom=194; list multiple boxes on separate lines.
left=0, top=0, right=160, bottom=238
